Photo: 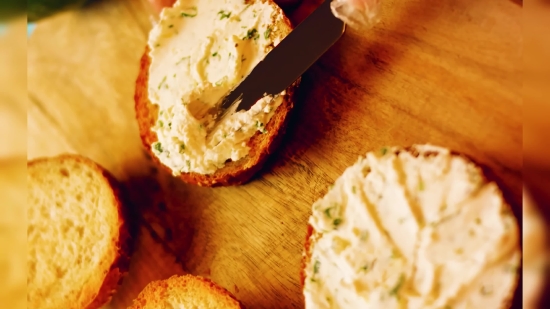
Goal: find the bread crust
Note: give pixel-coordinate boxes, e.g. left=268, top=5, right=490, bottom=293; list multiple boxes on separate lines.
left=300, top=146, right=520, bottom=309
left=134, top=0, right=299, bottom=187
left=27, top=154, right=133, bottom=309
left=128, top=274, right=245, bottom=309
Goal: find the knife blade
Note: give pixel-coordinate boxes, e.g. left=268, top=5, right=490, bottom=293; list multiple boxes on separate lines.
left=215, top=0, right=345, bottom=119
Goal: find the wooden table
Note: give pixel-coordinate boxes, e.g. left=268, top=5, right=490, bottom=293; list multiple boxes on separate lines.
left=27, top=0, right=525, bottom=308
left=0, top=17, right=28, bottom=309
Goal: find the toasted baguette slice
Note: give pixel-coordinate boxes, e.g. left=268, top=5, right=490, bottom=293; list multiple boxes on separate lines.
left=134, top=0, right=299, bottom=187
left=27, top=154, right=132, bottom=309
left=302, top=144, right=521, bottom=309
left=128, top=275, right=244, bottom=309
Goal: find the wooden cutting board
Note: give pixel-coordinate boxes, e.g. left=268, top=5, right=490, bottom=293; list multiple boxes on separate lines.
left=27, top=0, right=524, bottom=308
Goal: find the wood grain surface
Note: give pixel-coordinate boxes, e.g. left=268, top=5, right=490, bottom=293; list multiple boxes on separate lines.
left=27, top=0, right=526, bottom=308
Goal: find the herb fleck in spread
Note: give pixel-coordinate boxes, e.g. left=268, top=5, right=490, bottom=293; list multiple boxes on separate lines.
left=389, top=274, right=405, bottom=297
left=181, top=7, right=197, bottom=18
left=244, top=28, right=259, bottom=40
left=218, top=10, right=231, bottom=20
left=153, top=142, right=163, bottom=153
left=158, top=76, right=167, bottom=89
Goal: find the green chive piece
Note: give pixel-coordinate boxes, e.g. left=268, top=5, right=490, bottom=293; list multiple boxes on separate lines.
left=389, top=274, right=405, bottom=297
left=243, top=28, right=259, bottom=40
left=158, top=76, right=167, bottom=89
left=181, top=7, right=198, bottom=17
left=264, top=27, right=271, bottom=39
left=218, top=10, right=231, bottom=20
left=313, top=260, right=320, bottom=274
left=153, top=142, right=163, bottom=153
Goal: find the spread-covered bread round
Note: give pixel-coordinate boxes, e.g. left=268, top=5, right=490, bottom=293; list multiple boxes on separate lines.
left=128, top=275, right=244, bottom=309
left=27, top=155, right=131, bottom=309
left=135, top=0, right=299, bottom=186
left=302, top=144, right=520, bottom=309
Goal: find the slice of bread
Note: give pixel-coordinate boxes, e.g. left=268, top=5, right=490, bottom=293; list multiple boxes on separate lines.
left=127, top=275, right=244, bottom=309
left=27, top=154, right=132, bottom=309
left=302, top=144, right=521, bottom=309
left=134, top=0, right=299, bottom=187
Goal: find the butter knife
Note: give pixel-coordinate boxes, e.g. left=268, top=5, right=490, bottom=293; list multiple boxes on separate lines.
left=214, top=0, right=346, bottom=121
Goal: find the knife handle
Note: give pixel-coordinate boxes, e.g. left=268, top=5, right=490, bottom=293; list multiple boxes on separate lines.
left=275, top=0, right=304, bottom=9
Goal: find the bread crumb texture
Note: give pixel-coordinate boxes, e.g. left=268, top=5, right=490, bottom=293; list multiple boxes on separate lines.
left=128, top=275, right=244, bottom=309
left=27, top=154, right=128, bottom=309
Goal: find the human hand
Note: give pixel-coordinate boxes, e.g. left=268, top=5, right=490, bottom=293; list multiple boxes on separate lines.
left=148, top=0, right=175, bottom=14
left=330, top=0, right=380, bottom=29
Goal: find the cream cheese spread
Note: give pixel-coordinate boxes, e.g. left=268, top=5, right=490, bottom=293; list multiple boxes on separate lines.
left=304, top=145, right=520, bottom=309
left=147, top=0, right=288, bottom=175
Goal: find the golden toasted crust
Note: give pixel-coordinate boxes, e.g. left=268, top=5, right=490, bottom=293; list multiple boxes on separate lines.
left=85, top=161, right=133, bottom=309
left=27, top=154, right=133, bottom=309
left=134, top=0, right=299, bottom=187
left=128, top=275, right=245, bottom=309
left=300, top=225, right=314, bottom=288
left=300, top=146, right=520, bottom=309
